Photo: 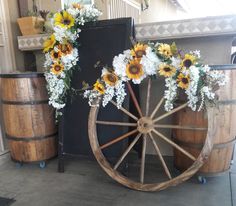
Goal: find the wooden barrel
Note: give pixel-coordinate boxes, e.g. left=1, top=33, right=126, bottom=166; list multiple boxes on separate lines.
left=0, top=73, right=57, bottom=162
left=173, top=68, right=236, bottom=175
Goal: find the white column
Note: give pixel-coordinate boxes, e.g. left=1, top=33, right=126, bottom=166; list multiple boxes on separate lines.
left=0, top=0, right=16, bottom=152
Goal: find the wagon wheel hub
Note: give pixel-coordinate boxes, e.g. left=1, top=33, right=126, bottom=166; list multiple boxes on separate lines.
left=137, top=117, right=154, bottom=134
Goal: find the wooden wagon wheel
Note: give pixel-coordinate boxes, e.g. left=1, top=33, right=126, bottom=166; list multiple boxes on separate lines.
left=88, top=78, right=216, bottom=191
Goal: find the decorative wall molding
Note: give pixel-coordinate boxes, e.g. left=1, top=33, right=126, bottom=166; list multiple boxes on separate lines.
left=17, top=15, right=236, bottom=51
left=18, top=34, right=49, bottom=51
left=135, top=15, right=236, bottom=41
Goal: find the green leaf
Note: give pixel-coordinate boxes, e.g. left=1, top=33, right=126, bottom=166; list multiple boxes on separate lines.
left=170, top=42, right=178, bottom=55
left=82, top=81, right=90, bottom=90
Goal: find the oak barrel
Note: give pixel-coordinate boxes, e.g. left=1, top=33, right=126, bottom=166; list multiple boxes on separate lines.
left=173, top=68, right=236, bottom=175
left=0, top=73, right=57, bottom=162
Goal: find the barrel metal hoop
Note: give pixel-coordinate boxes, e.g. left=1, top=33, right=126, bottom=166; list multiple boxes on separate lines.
left=213, top=138, right=236, bottom=149
left=6, top=133, right=58, bottom=141
left=173, top=137, right=236, bottom=149
left=1, top=100, right=48, bottom=105
left=218, top=99, right=236, bottom=105
left=0, top=73, right=44, bottom=78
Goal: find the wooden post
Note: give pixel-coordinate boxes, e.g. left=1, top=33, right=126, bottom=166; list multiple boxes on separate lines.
left=17, top=0, right=28, bottom=17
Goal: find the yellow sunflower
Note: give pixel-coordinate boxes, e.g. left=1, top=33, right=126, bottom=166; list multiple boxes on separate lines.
left=102, top=72, right=119, bottom=86
left=131, top=43, right=148, bottom=59
left=126, top=59, right=144, bottom=80
left=43, top=34, right=56, bottom=53
left=54, top=11, right=75, bottom=29
left=58, top=43, right=73, bottom=55
left=50, top=50, right=62, bottom=61
left=159, top=63, right=176, bottom=77
left=177, top=73, right=190, bottom=89
left=158, top=43, right=172, bottom=58
left=181, top=54, right=196, bottom=68
left=94, top=80, right=105, bottom=94
left=72, top=3, right=83, bottom=9
left=51, top=62, right=64, bottom=75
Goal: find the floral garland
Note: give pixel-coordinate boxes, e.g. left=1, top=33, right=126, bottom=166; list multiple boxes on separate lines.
left=43, top=3, right=102, bottom=118
left=84, top=42, right=227, bottom=112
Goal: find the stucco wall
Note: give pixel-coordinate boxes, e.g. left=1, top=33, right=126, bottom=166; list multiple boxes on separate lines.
left=8, top=0, right=25, bottom=71
left=140, top=0, right=179, bottom=23
left=28, top=0, right=62, bottom=12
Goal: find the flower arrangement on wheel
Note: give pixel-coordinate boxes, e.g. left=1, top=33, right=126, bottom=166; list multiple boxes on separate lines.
left=43, top=3, right=102, bottom=118
left=84, top=42, right=227, bottom=112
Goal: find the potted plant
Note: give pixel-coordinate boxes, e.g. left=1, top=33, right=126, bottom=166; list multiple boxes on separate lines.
left=17, top=0, right=44, bottom=36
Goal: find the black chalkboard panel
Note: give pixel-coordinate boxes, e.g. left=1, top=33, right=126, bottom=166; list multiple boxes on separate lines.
left=58, top=18, right=134, bottom=172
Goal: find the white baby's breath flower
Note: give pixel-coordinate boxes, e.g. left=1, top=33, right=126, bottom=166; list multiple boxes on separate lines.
left=113, top=50, right=131, bottom=81
left=115, top=81, right=126, bottom=108
left=140, top=47, right=160, bottom=76
left=170, top=57, right=181, bottom=70
left=67, top=7, right=80, bottom=17
left=131, top=74, right=147, bottom=84
left=185, top=66, right=200, bottom=111
left=102, top=85, right=115, bottom=107
left=83, top=90, right=100, bottom=107
left=201, top=65, right=211, bottom=73
left=61, top=48, right=79, bottom=70
left=190, top=50, right=201, bottom=58
left=164, top=77, right=178, bottom=111
left=44, top=53, right=53, bottom=67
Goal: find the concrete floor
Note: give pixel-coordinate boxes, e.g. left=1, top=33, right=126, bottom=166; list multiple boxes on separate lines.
left=0, top=153, right=235, bottom=206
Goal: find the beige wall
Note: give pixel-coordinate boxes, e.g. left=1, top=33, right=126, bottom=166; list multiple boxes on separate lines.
left=140, top=0, right=178, bottom=23
left=8, top=0, right=25, bottom=71
left=94, top=0, right=107, bottom=20
left=28, top=0, right=62, bottom=12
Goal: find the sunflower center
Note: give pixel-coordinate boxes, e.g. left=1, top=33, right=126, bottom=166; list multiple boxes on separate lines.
left=164, top=67, right=171, bottom=72
left=53, top=53, right=59, bottom=58
left=54, top=65, right=62, bottom=71
left=63, top=19, right=71, bottom=25
left=181, top=78, right=189, bottom=84
left=129, top=65, right=140, bottom=74
left=136, top=50, right=146, bottom=58
left=107, top=74, right=116, bottom=83
left=60, top=45, right=70, bottom=53
left=98, top=86, right=103, bottom=92
left=183, top=59, right=192, bottom=68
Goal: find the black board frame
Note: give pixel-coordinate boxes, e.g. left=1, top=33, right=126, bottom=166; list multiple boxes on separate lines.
left=58, top=18, right=134, bottom=172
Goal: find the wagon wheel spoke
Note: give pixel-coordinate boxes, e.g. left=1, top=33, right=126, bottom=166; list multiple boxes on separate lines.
left=152, top=129, right=196, bottom=161
left=110, top=100, right=138, bottom=121
left=154, top=124, right=207, bottom=131
left=150, top=97, right=164, bottom=119
left=100, top=129, right=138, bottom=150
left=88, top=79, right=212, bottom=191
left=145, top=78, right=151, bottom=116
left=153, top=103, right=188, bottom=123
left=140, top=135, right=147, bottom=183
left=96, top=120, right=137, bottom=127
left=114, top=133, right=142, bottom=170
left=148, top=132, right=172, bottom=179
left=127, top=82, right=143, bottom=117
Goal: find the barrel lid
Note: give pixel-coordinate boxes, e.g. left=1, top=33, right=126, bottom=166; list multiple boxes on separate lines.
left=0, top=72, right=44, bottom=78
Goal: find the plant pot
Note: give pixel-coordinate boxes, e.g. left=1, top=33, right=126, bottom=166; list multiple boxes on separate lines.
left=17, top=16, right=44, bottom=36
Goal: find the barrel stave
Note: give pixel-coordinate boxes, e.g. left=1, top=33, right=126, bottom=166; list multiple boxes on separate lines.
left=0, top=74, right=57, bottom=163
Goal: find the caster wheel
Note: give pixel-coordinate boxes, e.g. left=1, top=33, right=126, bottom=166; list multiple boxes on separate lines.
left=198, top=176, right=207, bottom=184
left=16, top=162, right=23, bottom=168
left=39, top=161, right=46, bottom=169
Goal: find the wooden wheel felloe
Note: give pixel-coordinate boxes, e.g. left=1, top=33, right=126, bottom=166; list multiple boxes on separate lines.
left=88, top=78, right=216, bottom=191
